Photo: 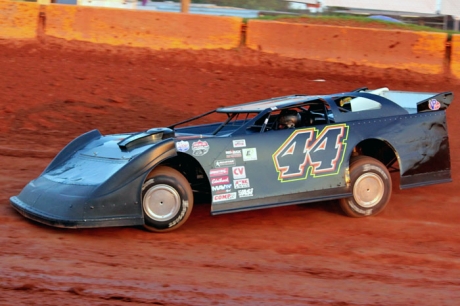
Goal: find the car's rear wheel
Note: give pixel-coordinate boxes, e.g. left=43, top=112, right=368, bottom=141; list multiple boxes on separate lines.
left=340, top=156, right=392, bottom=217
left=142, top=166, right=193, bottom=232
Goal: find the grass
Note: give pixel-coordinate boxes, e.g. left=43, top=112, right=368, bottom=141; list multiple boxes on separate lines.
left=255, top=14, right=459, bottom=35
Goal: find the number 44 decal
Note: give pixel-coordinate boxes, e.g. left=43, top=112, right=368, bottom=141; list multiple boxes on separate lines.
left=272, top=124, right=349, bottom=182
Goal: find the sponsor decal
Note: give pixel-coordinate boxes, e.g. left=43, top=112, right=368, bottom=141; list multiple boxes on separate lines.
left=238, top=188, right=254, bottom=198
left=192, top=140, right=210, bottom=156
left=214, top=159, right=235, bottom=168
left=273, top=124, right=349, bottom=182
left=168, top=200, right=189, bottom=228
left=211, top=176, right=230, bottom=185
left=429, top=98, right=441, bottom=110
left=226, top=149, right=242, bottom=158
left=213, top=192, right=237, bottom=202
left=242, top=148, right=258, bottom=161
left=232, top=166, right=246, bottom=179
left=210, top=168, right=229, bottom=177
left=234, top=178, right=250, bottom=189
left=175, top=140, right=190, bottom=153
left=233, top=139, right=246, bottom=148
left=350, top=202, right=372, bottom=215
left=211, top=184, right=232, bottom=193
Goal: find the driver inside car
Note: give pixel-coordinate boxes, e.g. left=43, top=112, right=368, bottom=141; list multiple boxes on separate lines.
left=278, top=109, right=301, bottom=129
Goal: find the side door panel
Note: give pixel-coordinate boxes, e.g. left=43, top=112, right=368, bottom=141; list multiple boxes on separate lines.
left=210, top=123, right=352, bottom=214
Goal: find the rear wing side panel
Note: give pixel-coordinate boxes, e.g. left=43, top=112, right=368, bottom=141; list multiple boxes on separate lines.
left=357, top=88, right=453, bottom=114
left=398, top=110, right=452, bottom=189
left=417, top=92, right=453, bottom=113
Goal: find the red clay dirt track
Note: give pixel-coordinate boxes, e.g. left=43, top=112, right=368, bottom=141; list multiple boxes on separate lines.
left=1, top=39, right=460, bottom=305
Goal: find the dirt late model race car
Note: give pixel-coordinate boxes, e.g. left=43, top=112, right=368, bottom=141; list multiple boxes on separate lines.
left=11, top=87, right=453, bottom=232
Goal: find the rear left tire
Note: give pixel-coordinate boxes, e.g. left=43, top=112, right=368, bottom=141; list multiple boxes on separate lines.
left=340, top=156, right=392, bottom=217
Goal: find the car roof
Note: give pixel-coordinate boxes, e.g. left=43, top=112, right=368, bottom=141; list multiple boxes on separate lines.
left=216, top=95, right=319, bottom=113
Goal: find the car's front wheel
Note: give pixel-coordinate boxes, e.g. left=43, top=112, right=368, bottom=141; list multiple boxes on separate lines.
left=142, top=166, right=193, bottom=232
left=340, top=156, right=392, bottom=217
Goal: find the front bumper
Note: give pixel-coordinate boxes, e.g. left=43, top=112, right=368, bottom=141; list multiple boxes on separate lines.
left=10, top=176, right=144, bottom=229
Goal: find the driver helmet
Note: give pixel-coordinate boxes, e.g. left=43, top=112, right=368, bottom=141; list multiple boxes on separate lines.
left=279, top=110, right=300, bottom=129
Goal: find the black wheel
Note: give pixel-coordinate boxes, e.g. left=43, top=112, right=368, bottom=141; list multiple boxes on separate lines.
left=142, top=166, right=193, bottom=232
left=340, top=156, right=392, bottom=217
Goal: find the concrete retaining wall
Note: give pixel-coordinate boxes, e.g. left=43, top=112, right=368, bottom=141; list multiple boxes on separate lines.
left=0, top=1, right=40, bottom=39
left=0, top=3, right=458, bottom=77
left=44, top=4, right=242, bottom=50
left=246, top=20, right=447, bottom=75
left=451, top=35, right=460, bottom=79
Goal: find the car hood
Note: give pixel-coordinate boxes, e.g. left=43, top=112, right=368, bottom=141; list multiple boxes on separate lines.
left=43, top=128, right=175, bottom=186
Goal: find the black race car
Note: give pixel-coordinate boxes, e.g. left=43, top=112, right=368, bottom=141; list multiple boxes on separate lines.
left=10, top=87, right=453, bottom=232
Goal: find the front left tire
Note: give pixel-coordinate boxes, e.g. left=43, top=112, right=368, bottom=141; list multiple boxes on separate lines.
left=142, top=166, right=193, bottom=232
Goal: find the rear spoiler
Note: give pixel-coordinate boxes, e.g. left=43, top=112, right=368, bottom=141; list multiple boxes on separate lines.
left=417, top=92, right=453, bottom=112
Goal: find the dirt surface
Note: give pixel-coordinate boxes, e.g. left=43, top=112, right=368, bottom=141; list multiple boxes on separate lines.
left=1, top=36, right=460, bottom=306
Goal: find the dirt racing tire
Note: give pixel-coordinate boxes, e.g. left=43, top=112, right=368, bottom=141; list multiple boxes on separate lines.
left=142, top=166, right=193, bottom=232
left=340, top=156, right=392, bottom=218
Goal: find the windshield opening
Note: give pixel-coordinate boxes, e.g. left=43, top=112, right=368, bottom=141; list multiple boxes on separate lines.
left=172, top=111, right=259, bottom=135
